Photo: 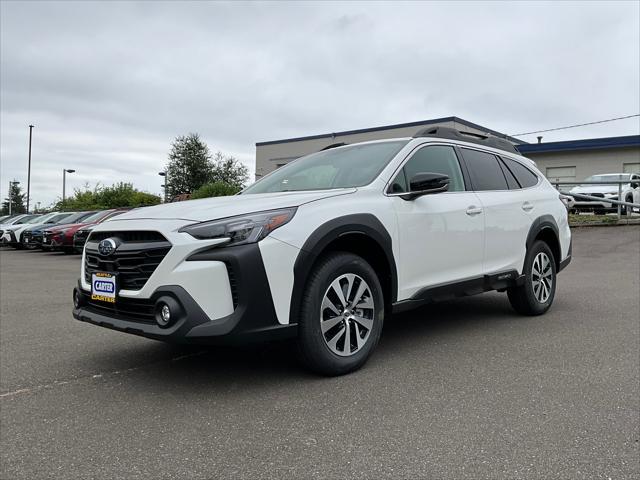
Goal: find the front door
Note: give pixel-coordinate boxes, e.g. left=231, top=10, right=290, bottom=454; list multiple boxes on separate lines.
left=389, top=144, right=485, bottom=301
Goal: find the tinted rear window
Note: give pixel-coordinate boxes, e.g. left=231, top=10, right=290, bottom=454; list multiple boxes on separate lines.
left=499, top=159, right=520, bottom=189
left=502, top=157, right=539, bottom=188
left=461, top=148, right=509, bottom=191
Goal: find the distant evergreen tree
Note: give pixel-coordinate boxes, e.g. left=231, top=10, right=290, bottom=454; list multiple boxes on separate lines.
left=1, top=182, right=26, bottom=215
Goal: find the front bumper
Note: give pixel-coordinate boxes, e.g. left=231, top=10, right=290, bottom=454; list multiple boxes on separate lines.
left=572, top=201, right=615, bottom=210
left=22, top=232, right=43, bottom=247
left=73, top=243, right=297, bottom=344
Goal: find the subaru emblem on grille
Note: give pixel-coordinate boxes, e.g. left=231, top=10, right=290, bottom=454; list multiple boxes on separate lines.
left=98, top=238, right=117, bottom=256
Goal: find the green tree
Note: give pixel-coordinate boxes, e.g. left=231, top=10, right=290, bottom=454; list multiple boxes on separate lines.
left=165, top=133, right=213, bottom=198
left=210, top=151, right=249, bottom=189
left=191, top=181, right=241, bottom=199
left=1, top=182, right=26, bottom=215
left=52, top=182, right=161, bottom=211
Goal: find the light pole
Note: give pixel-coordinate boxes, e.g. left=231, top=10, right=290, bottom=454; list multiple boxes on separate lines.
left=26, top=124, right=34, bottom=213
left=158, top=171, right=167, bottom=202
left=8, top=180, right=20, bottom=215
left=62, top=169, right=75, bottom=202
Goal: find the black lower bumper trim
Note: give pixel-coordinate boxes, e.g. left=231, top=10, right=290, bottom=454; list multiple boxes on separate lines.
left=73, top=243, right=297, bottom=344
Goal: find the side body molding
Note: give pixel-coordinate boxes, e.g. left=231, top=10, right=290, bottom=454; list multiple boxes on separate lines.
left=289, top=214, right=398, bottom=323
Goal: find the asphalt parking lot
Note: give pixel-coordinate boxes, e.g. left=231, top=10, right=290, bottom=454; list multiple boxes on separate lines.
left=1, top=226, right=638, bottom=479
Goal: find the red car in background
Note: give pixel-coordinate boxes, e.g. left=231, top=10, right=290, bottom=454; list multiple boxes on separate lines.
left=42, top=208, right=130, bottom=254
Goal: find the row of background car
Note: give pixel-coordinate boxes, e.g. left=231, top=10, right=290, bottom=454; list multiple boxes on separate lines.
left=0, top=208, right=131, bottom=254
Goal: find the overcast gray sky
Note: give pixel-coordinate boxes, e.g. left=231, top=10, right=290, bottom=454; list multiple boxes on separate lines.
left=1, top=0, right=639, bottom=208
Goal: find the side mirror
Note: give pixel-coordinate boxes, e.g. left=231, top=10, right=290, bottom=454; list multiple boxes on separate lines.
left=401, top=173, right=450, bottom=200
left=631, top=182, right=639, bottom=189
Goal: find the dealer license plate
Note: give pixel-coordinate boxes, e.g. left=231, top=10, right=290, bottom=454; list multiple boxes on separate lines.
left=91, top=272, right=117, bottom=303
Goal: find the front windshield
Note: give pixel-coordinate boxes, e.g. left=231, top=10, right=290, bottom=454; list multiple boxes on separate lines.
left=243, top=140, right=409, bottom=194
left=15, top=215, right=39, bottom=224
left=81, top=210, right=109, bottom=224
left=47, top=213, right=72, bottom=223
left=583, top=174, right=631, bottom=184
left=24, top=215, right=45, bottom=224
left=57, top=211, right=96, bottom=225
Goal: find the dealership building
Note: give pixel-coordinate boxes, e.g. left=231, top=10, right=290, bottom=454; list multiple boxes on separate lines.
left=255, top=116, right=640, bottom=184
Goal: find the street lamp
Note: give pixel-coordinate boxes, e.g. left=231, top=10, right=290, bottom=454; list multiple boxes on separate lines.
left=158, top=171, right=167, bottom=202
left=62, top=169, right=75, bottom=202
left=27, top=125, right=34, bottom=213
left=8, top=180, right=20, bottom=215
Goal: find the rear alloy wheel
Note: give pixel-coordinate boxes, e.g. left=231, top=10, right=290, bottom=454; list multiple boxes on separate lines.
left=507, top=240, right=557, bottom=316
left=297, top=252, right=384, bottom=376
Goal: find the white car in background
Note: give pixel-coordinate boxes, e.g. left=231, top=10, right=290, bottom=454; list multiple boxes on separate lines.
left=0, top=214, right=41, bottom=244
left=569, top=173, right=640, bottom=214
left=2, top=212, right=72, bottom=248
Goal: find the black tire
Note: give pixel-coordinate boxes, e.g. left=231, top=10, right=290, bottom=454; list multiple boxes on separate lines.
left=297, top=252, right=384, bottom=376
left=507, top=240, right=557, bottom=316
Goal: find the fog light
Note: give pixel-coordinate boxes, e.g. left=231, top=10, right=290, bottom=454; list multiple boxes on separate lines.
left=156, top=302, right=171, bottom=327
left=161, top=305, right=171, bottom=323
left=154, top=297, right=182, bottom=328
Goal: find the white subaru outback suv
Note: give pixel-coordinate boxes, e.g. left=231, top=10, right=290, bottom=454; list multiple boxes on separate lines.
left=73, top=127, right=572, bottom=375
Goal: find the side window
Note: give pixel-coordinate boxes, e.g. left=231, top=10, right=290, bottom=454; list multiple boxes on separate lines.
left=389, top=169, right=407, bottom=193
left=462, top=148, right=509, bottom=191
left=498, top=158, right=520, bottom=189
left=390, top=145, right=465, bottom=193
left=502, top=157, right=539, bottom=188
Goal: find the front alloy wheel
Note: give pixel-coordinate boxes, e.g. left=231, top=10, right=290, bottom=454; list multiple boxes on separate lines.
left=297, top=252, right=384, bottom=376
left=320, top=273, right=375, bottom=357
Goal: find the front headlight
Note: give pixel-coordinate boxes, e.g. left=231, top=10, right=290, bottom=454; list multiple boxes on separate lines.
left=179, top=208, right=297, bottom=246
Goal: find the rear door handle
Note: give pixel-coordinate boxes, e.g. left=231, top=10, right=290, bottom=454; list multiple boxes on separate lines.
left=522, top=202, right=534, bottom=212
left=466, top=206, right=483, bottom=216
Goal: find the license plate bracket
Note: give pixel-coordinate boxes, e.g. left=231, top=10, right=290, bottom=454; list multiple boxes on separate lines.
left=91, top=272, right=117, bottom=303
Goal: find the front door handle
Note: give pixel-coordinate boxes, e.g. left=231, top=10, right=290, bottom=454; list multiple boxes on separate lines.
left=522, top=202, right=534, bottom=212
left=466, top=206, right=483, bottom=216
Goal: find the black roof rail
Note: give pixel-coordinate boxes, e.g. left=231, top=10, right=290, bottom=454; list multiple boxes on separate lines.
left=320, top=142, right=348, bottom=151
left=413, top=126, right=518, bottom=154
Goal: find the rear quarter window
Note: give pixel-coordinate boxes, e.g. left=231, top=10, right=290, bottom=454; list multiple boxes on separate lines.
left=502, top=157, right=539, bottom=188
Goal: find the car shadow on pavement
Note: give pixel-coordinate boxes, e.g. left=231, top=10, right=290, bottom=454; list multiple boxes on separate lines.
left=91, top=292, right=520, bottom=391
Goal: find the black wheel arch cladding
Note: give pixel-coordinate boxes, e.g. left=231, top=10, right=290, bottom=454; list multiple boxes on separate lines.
left=526, top=214, right=561, bottom=268
left=289, top=213, right=397, bottom=323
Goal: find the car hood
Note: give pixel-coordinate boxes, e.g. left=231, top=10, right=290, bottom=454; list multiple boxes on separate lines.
left=3, top=223, right=27, bottom=231
left=24, top=224, right=57, bottom=234
left=569, top=185, right=625, bottom=194
left=12, top=222, right=51, bottom=232
left=45, top=222, right=92, bottom=233
left=113, top=189, right=357, bottom=222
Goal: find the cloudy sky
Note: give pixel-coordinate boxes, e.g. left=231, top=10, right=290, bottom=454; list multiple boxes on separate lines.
left=1, top=0, right=639, bottom=208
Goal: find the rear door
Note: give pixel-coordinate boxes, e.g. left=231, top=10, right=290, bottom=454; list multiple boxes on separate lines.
left=459, top=148, right=534, bottom=275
